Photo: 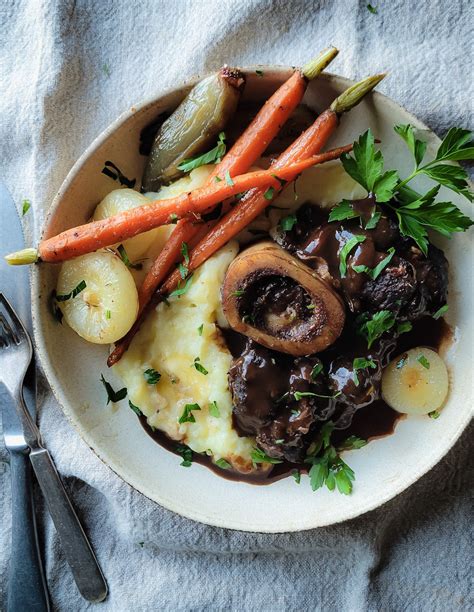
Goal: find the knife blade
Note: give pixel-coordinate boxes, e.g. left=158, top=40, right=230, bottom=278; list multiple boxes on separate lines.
left=0, top=182, right=50, bottom=611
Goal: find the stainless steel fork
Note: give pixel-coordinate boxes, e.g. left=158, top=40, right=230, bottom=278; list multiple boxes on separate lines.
left=0, top=293, right=107, bottom=602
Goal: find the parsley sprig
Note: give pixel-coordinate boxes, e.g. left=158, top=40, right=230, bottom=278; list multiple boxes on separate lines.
left=305, top=423, right=367, bottom=495
left=356, top=310, right=411, bottom=348
left=177, top=132, right=226, bottom=173
left=178, top=402, right=201, bottom=424
left=100, top=374, right=127, bottom=404
left=251, top=448, right=283, bottom=467
left=332, top=127, right=473, bottom=255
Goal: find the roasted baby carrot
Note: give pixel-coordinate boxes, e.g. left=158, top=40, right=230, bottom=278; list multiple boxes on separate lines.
left=8, top=154, right=351, bottom=265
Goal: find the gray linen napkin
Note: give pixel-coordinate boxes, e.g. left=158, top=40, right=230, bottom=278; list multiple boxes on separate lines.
left=0, top=1, right=472, bottom=610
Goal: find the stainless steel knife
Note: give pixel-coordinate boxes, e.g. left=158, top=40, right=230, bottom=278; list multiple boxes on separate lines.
left=0, top=182, right=50, bottom=611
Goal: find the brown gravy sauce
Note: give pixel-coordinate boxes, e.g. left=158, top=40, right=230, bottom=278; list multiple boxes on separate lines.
left=138, top=317, right=452, bottom=485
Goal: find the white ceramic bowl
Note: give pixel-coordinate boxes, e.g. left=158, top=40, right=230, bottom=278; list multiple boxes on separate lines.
left=32, top=68, right=473, bottom=532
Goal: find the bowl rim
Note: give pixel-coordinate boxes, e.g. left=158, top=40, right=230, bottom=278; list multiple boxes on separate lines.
left=31, top=66, right=473, bottom=532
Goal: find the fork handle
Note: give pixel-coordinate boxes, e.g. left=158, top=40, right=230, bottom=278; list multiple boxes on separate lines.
left=8, top=451, right=50, bottom=612
left=29, top=447, right=108, bottom=603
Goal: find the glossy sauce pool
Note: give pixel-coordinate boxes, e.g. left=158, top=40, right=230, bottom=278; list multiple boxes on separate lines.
left=138, top=317, right=452, bottom=485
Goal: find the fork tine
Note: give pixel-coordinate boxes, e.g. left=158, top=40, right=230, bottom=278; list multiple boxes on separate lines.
left=0, top=293, right=31, bottom=347
left=0, top=313, right=10, bottom=347
left=0, top=312, right=13, bottom=346
left=0, top=311, right=20, bottom=345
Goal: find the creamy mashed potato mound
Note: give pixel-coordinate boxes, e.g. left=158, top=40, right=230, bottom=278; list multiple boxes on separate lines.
left=114, top=166, right=256, bottom=472
left=114, top=241, right=256, bottom=471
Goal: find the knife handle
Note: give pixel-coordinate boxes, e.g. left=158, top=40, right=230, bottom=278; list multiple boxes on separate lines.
left=29, top=447, right=108, bottom=603
left=8, top=451, right=50, bottom=612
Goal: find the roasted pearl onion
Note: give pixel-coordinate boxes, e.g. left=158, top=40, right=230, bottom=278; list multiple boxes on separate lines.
left=57, top=251, right=138, bottom=344
left=381, top=347, right=448, bottom=415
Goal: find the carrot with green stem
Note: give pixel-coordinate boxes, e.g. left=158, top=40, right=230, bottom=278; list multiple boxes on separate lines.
left=6, top=153, right=353, bottom=265
left=136, top=47, right=339, bottom=308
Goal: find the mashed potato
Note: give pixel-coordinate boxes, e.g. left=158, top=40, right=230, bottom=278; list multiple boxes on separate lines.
left=114, top=166, right=257, bottom=471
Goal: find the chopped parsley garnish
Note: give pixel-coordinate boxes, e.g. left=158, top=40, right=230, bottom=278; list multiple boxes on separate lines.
left=356, top=310, right=396, bottom=348
left=293, top=391, right=339, bottom=401
left=433, top=304, right=449, bottom=319
left=352, top=247, right=395, bottom=279
left=176, top=444, right=193, bottom=467
left=307, top=303, right=316, bottom=310
left=365, top=210, right=382, bottom=229
left=367, top=3, right=377, bottom=13
left=352, top=357, right=377, bottom=386
left=169, top=274, right=193, bottom=298
left=305, top=423, right=365, bottom=495
left=178, top=263, right=188, bottom=279
left=22, top=199, right=31, bottom=216
left=278, top=213, right=297, bottom=232
left=214, top=175, right=222, bottom=183
left=292, top=469, right=301, bottom=484
left=397, top=321, right=412, bottom=335
left=310, top=363, right=323, bottom=380
left=56, top=280, right=87, bottom=302
left=209, top=401, right=220, bottom=418
left=215, top=458, right=232, bottom=470
left=225, top=170, right=234, bottom=186
left=197, top=323, right=204, bottom=336
left=255, top=69, right=264, bottom=76
left=429, top=410, right=440, bottom=419
left=337, top=436, right=368, bottom=451
left=144, top=368, right=161, bottom=384
left=128, top=400, right=142, bottom=416
left=339, top=235, right=366, bottom=277
left=336, top=127, right=472, bottom=255
left=117, top=244, right=142, bottom=270
left=169, top=213, right=179, bottom=223
left=251, top=448, right=283, bottom=466
left=193, top=357, right=208, bottom=375
left=178, top=403, right=201, bottom=424
left=396, top=354, right=408, bottom=369
left=105, top=309, right=111, bottom=319
left=264, top=186, right=275, bottom=200
left=328, top=200, right=382, bottom=229
left=100, top=374, right=127, bottom=405
left=232, top=289, right=245, bottom=297
left=180, top=241, right=190, bottom=264
left=102, top=63, right=111, bottom=76
left=328, top=200, right=359, bottom=223
left=417, top=354, right=430, bottom=369
left=177, top=132, right=226, bottom=172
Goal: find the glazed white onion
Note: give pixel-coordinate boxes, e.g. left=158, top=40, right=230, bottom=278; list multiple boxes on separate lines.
left=57, top=251, right=138, bottom=344
left=381, top=347, right=448, bottom=415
